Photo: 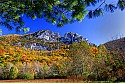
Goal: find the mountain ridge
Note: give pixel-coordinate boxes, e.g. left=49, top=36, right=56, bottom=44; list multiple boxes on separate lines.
left=0, top=30, right=96, bottom=50
left=104, top=37, right=125, bottom=55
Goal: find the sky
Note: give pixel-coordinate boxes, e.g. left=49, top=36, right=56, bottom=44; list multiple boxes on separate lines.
left=0, top=0, right=125, bottom=46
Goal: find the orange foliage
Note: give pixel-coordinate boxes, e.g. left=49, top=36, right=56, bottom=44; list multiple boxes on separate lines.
left=91, top=47, right=98, bottom=54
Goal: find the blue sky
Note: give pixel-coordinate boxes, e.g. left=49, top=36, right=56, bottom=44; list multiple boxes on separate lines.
left=0, top=1, right=125, bottom=45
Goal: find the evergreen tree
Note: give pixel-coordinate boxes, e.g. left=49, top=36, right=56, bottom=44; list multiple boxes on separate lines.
left=0, top=0, right=124, bottom=30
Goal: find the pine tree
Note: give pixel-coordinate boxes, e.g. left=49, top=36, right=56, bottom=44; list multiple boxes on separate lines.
left=0, top=0, right=124, bottom=30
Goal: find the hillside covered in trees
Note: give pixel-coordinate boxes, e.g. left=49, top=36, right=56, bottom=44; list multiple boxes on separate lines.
left=104, top=37, right=125, bottom=55
left=0, top=30, right=124, bottom=82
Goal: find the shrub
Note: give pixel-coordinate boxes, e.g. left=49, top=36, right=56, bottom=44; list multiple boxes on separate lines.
left=34, top=71, right=44, bottom=79
left=1, top=64, right=18, bottom=80
left=18, top=73, right=34, bottom=80
left=8, top=66, right=18, bottom=79
left=1, top=69, right=10, bottom=79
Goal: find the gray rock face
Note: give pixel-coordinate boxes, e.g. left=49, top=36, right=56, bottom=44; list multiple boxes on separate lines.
left=30, top=43, right=48, bottom=50
left=23, top=30, right=94, bottom=50
left=28, top=30, right=89, bottom=44
left=60, top=32, right=88, bottom=44
left=30, top=30, right=60, bottom=42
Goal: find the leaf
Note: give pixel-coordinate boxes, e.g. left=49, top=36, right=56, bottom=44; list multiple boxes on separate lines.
left=23, top=27, right=30, bottom=33
left=57, top=22, right=63, bottom=27
left=31, top=15, right=37, bottom=20
left=48, top=4, right=53, bottom=11
left=14, top=15, right=20, bottom=20
left=87, top=8, right=103, bottom=18
left=52, top=18, right=56, bottom=25
left=37, top=13, right=42, bottom=18
left=85, top=0, right=97, bottom=6
left=87, top=11, right=93, bottom=18
left=117, top=0, right=125, bottom=11
left=77, top=12, right=85, bottom=22
left=104, top=4, right=117, bottom=12
left=55, top=1, right=61, bottom=5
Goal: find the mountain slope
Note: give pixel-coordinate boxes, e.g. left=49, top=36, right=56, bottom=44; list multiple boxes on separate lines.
left=104, top=37, right=125, bottom=55
left=0, top=30, right=93, bottom=50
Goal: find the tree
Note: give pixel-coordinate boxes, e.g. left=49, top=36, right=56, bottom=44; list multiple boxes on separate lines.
left=0, top=0, right=125, bottom=31
left=68, top=41, right=93, bottom=78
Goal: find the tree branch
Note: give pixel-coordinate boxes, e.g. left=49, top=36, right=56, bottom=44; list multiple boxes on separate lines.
left=96, top=0, right=106, bottom=10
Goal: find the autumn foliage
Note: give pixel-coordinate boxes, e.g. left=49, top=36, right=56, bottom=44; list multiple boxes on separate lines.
left=0, top=35, right=124, bottom=81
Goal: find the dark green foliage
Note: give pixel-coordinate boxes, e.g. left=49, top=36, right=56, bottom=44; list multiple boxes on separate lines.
left=117, top=0, right=125, bottom=11
left=85, top=0, right=98, bottom=6
left=104, top=4, right=117, bottom=12
left=1, top=69, right=10, bottom=80
left=88, top=8, right=103, bottom=18
left=34, top=72, right=44, bottom=79
left=0, top=0, right=124, bottom=30
left=1, top=65, right=18, bottom=80
left=18, top=73, right=34, bottom=80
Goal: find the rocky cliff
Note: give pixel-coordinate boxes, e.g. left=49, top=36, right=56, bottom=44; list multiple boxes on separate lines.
left=0, top=30, right=94, bottom=50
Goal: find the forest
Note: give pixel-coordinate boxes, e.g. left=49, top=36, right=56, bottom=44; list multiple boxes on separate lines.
left=0, top=34, right=124, bottom=82
left=0, top=0, right=125, bottom=82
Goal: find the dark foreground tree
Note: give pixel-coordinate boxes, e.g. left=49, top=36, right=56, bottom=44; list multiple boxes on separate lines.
left=0, top=0, right=125, bottom=31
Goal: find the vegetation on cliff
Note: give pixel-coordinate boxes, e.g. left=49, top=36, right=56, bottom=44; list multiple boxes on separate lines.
left=0, top=34, right=124, bottom=81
